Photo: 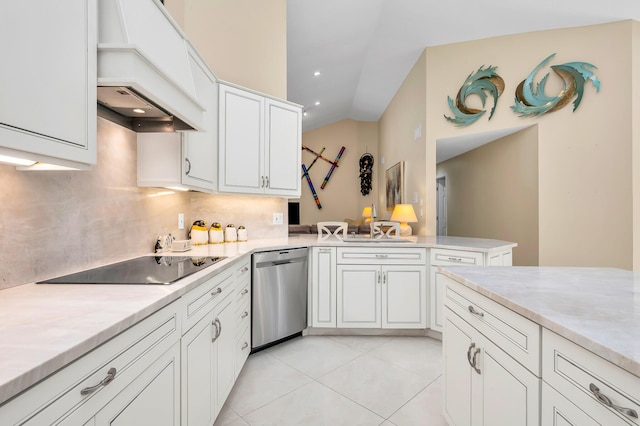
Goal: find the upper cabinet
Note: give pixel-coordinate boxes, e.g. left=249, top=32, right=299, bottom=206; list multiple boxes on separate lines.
left=0, top=1, right=97, bottom=169
left=137, top=45, right=218, bottom=193
left=218, top=83, right=301, bottom=197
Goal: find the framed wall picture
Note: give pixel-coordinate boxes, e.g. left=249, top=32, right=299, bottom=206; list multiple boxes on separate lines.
left=385, top=161, right=404, bottom=211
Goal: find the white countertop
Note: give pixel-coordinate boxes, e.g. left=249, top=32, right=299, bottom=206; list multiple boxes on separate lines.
left=0, top=235, right=515, bottom=405
left=438, top=266, right=640, bottom=378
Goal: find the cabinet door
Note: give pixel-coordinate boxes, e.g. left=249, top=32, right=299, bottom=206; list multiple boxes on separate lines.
left=213, top=294, right=237, bottom=417
left=0, top=1, right=96, bottom=166
left=181, top=50, right=217, bottom=192
left=94, top=342, right=181, bottom=426
left=337, top=265, right=381, bottom=328
left=443, top=309, right=474, bottom=426
left=218, top=84, right=264, bottom=194
left=382, top=265, right=427, bottom=328
left=429, top=267, right=444, bottom=332
left=181, top=311, right=215, bottom=426
left=542, top=382, right=600, bottom=426
left=310, top=247, right=337, bottom=327
left=479, top=332, right=540, bottom=426
left=264, top=99, right=301, bottom=197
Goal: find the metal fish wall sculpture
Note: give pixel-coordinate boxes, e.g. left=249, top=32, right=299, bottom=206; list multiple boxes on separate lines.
left=444, top=65, right=505, bottom=127
left=511, top=53, right=600, bottom=117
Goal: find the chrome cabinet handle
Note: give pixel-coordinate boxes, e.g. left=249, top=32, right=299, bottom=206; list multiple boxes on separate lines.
left=241, top=311, right=249, bottom=318
left=241, top=342, right=249, bottom=350
left=375, top=254, right=388, bottom=258
left=212, top=287, right=222, bottom=297
left=212, top=318, right=222, bottom=342
left=318, top=248, right=332, bottom=252
left=383, top=272, right=387, bottom=284
left=81, top=368, right=117, bottom=396
left=241, top=289, right=249, bottom=295
left=377, top=271, right=381, bottom=283
left=468, top=305, right=484, bottom=317
left=265, top=176, right=269, bottom=188
left=241, top=266, right=249, bottom=273
left=466, top=343, right=481, bottom=374
left=448, top=256, right=463, bottom=262
left=589, top=383, right=638, bottom=419
left=185, top=158, right=192, bottom=175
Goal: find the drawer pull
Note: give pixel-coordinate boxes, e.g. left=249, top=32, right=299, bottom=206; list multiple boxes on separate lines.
left=212, top=287, right=223, bottom=297
left=241, top=289, right=249, bottom=296
left=241, top=311, right=249, bottom=318
left=589, top=383, right=638, bottom=419
left=448, top=256, right=463, bottom=262
left=468, top=305, right=484, bottom=317
left=375, top=254, right=388, bottom=258
left=241, top=266, right=249, bottom=273
left=81, top=367, right=117, bottom=396
left=241, top=342, right=249, bottom=350
left=466, top=343, right=481, bottom=374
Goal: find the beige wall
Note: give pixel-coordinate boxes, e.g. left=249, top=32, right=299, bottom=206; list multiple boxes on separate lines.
left=378, top=50, right=428, bottom=235
left=166, top=0, right=287, bottom=99
left=436, top=127, right=539, bottom=265
left=299, top=119, right=378, bottom=225
left=425, top=21, right=634, bottom=268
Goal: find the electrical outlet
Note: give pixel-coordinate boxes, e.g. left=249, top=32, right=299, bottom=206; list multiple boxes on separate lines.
left=273, top=213, right=284, bottom=225
left=178, top=213, right=184, bottom=230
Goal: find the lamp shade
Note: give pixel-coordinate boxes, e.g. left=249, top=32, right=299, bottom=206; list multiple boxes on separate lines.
left=361, top=206, right=372, bottom=223
left=390, top=204, right=417, bottom=236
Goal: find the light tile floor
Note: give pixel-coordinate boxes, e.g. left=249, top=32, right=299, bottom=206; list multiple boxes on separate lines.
left=214, top=335, right=447, bottom=426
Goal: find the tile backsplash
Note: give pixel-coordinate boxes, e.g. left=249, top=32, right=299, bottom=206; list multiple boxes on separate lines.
left=0, top=118, right=287, bottom=290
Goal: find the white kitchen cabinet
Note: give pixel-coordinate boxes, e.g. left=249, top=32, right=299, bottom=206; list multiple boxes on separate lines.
left=443, top=307, right=540, bottom=426
left=234, top=259, right=251, bottom=377
left=218, top=83, right=301, bottom=197
left=542, top=328, right=640, bottom=425
left=180, top=267, right=237, bottom=425
left=542, top=382, right=601, bottom=426
left=310, top=247, right=337, bottom=327
left=336, top=247, right=427, bottom=329
left=430, top=247, right=512, bottom=332
left=1, top=301, right=180, bottom=425
left=0, top=1, right=97, bottom=169
left=137, top=47, right=218, bottom=193
left=443, top=276, right=540, bottom=426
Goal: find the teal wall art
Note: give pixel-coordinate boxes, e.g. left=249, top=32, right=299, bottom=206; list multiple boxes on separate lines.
left=511, top=53, right=600, bottom=117
left=444, top=65, right=505, bottom=127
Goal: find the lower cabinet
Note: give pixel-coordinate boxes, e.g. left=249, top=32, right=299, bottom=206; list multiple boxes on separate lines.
left=309, top=247, right=337, bottom=328
left=443, top=307, right=540, bottom=426
left=0, top=301, right=181, bottom=426
left=335, top=248, right=427, bottom=329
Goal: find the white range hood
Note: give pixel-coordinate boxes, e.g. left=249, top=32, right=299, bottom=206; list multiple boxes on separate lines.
left=97, top=0, right=206, bottom=132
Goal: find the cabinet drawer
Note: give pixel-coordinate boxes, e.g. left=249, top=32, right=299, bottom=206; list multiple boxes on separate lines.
left=235, top=325, right=251, bottom=377
left=444, top=276, right=541, bottom=375
left=182, top=268, right=234, bottom=334
left=2, top=301, right=181, bottom=425
left=337, top=247, right=426, bottom=265
left=236, top=298, right=251, bottom=334
left=543, top=329, right=640, bottom=425
left=234, top=258, right=251, bottom=286
left=430, top=248, right=483, bottom=266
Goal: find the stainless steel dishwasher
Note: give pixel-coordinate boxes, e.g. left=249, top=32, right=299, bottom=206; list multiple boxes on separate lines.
left=252, top=247, right=308, bottom=352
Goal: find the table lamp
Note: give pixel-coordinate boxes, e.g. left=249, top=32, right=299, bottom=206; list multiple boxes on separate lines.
left=390, top=204, right=417, bottom=236
left=361, top=206, right=372, bottom=223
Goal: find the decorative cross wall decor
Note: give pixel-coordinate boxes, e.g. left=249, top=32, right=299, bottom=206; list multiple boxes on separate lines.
left=301, top=145, right=346, bottom=209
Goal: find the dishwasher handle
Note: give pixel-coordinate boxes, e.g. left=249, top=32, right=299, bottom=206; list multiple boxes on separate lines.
left=256, top=257, right=307, bottom=268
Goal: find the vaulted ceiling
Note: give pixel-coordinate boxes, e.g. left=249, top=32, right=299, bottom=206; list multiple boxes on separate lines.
left=287, top=0, right=640, bottom=131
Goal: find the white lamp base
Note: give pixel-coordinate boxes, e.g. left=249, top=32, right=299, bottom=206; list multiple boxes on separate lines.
left=399, top=222, right=412, bottom=237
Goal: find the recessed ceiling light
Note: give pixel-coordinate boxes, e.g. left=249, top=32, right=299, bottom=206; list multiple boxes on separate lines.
left=313, top=71, right=321, bottom=77
left=133, top=108, right=146, bottom=114
left=303, top=111, right=308, bottom=117
left=314, top=101, right=320, bottom=106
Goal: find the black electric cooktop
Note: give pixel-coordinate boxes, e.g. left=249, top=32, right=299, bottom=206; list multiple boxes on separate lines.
left=37, top=255, right=226, bottom=285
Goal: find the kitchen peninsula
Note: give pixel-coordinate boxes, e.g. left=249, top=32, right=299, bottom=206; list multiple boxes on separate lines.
left=440, top=266, right=640, bottom=425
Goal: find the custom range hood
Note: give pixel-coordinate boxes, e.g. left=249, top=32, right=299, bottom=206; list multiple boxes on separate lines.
left=97, top=0, right=205, bottom=132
